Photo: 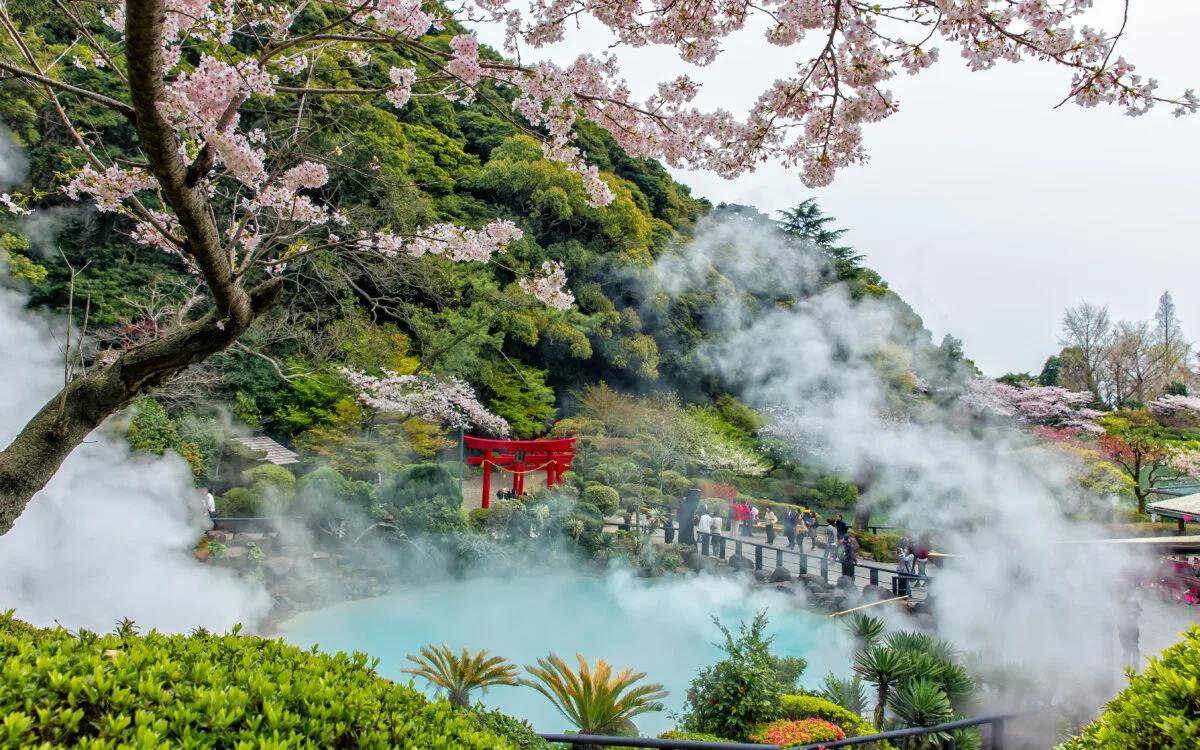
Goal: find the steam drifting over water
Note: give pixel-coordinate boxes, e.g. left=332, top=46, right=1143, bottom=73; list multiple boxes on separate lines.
left=656, top=215, right=1193, bottom=715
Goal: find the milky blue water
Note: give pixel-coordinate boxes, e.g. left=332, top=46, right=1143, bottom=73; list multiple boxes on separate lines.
left=281, top=570, right=846, bottom=735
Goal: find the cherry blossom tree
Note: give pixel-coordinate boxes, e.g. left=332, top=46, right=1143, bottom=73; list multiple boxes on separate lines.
left=1147, top=394, right=1200, bottom=430
left=961, top=378, right=1102, bottom=432
left=341, top=367, right=511, bottom=436
left=0, top=0, right=1193, bottom=534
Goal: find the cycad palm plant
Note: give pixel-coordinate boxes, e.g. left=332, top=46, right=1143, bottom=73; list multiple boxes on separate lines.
left=522, top=653, right=668, bottom=736
left=853, top=646, right=913, bottom=729
left=402, top=645, right=519, bottom=708
left=887, top=678, right=954, bottom=749
left=843, top=614, right=886, bottom=652
left=821, top=674, right=869, bottom=716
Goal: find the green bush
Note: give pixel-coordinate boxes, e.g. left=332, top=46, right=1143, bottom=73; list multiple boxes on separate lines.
left=468, top=507, right=490, bottom=531
left=680, top=612, right=784, bottom=741
left=0, top=613, right=517, bottom=748
left=1060, top=624, right=1200, bottom=750
left=382, top=463, right=467, bottom=534
left=751, top=718, right=846, bottom=746
left=466, top=706, right=550, bottom=749
left=781, top=694, right=880, bottom=738
left=216, top=487, right=261, bottom=517
left=242, top=463, right=297, bottom=508
left=294, top=466, right=373, bottom=523
left=657, top=470, right=692, bottom=497
left=579, top=484, right=620, bottom=516
left=657, top=729, right=734, bottom=743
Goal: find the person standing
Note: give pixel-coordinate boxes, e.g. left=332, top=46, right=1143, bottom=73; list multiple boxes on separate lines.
left=783, top=508, right=798, bottom=549
left=203, top=487, right=217, bottom=528
left=840, top=535, right=858, bottom=578
left=897, top=545, right=916, bottom=597
left=749, top=505, right=760, bottom=537
left=727, top=503, right=737, bottom=536
left=698, top=510, right=713, bottom=539
left=824, top=519, right=838, bottom=559
left=1117, top=598, right=1142, bottom=668
left=834, top=513, right=848, bottom=541
left=803, top=509, right=818, bottom=549
left=638, top=509, right=650, bottom=535
left=711, top=511, right=723, bottom=537
left=915, top=540, right=930, bottom=586
left=763, top=507, right=778, bottom=545
left=663, top=512, right=675, bottom=544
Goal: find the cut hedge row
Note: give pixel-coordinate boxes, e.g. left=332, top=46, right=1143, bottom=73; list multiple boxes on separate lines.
left=0, top=613, right=518, bottom=749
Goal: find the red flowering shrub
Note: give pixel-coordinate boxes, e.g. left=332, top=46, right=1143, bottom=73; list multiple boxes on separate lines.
left=699, top=481, right=739, bottom=501
left=751, top=718, right=846, bottom=746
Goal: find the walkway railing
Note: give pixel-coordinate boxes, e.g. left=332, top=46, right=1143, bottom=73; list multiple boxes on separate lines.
left=604, top=522, right=931, bottom=597
left=538, top=711, right=1024, bottom=750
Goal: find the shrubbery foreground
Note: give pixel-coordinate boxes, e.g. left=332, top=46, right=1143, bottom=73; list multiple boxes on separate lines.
left=0, top=612, right=542, bottom=749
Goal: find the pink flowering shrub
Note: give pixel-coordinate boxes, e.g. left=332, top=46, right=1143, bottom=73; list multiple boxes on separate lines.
left=751, top=718, right=846, bottom=746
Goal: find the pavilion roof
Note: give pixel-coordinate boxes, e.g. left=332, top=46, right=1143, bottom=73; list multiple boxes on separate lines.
left=1148, top=492, right=1200, bottom=520
left=231, top=435, right=300, bottom=465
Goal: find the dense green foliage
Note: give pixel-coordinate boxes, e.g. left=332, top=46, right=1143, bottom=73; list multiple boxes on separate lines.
left=0, top=613, right=516, bottom=749
left=679, top=613, right=789, bottom=741
left=1061, top=625, right=1200, bottom=750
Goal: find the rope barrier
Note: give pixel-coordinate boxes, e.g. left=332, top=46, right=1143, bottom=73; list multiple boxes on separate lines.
left=480, top=459, right=559, bottom=474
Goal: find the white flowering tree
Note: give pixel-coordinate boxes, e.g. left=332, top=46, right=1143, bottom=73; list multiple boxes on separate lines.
left=341, top=367, right=511, bottom=437
left=961, top=378, right=1103, bottom=432
left=0, top=0, right=1192, bottom=533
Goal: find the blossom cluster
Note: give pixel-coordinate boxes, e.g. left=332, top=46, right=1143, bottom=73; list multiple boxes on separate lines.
left=519, top=261, right=574, bottom=310
left=362, top=220, right=524, bottom=263
left=962, top=379, right=1103, bottom=433
left=341, top=367, right=511, bottom=436
left=64, top=165, right=157, bottom=213
left=1148, top=395, right=1200, bottom=429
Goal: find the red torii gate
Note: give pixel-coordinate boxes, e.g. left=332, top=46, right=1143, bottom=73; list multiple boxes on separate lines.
left=463, top=435, right=576, bottom=509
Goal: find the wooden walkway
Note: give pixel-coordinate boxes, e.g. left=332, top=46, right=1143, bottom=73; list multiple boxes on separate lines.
left=605, top=520, right=931, bottom=601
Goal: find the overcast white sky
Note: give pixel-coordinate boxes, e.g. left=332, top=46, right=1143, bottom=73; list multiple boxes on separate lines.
left=473, top=3, right=1199, bottom=376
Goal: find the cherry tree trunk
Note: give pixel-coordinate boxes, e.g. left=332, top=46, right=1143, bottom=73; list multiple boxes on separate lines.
left=0, top=279, right=281, bottom=535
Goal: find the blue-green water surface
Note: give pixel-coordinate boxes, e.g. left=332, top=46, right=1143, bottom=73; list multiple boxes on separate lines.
left=281, top=570, right=845, bottom=735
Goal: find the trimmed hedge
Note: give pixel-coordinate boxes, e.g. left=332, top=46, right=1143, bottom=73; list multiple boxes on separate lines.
left=467, top=707, right=550, bottom=749
left=780, top=694, right=890, bottom=745
left=657, top=729, right=734, bottom=743
left=1060, top=624, right=1200, bottom=750
left=0, top=613, right=516, bottom=748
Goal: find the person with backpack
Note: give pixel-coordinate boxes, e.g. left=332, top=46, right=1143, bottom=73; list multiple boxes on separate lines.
left=824, top=519, right=838, bottom=559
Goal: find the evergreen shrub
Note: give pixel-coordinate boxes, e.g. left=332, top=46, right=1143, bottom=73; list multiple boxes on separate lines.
left=0, top=613, right=516, bottom=748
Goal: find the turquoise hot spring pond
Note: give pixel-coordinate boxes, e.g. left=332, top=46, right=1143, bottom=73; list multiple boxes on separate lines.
left=281, top=570, right=846, bottom=736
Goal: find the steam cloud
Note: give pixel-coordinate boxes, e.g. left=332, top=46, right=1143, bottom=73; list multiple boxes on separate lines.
left=0, top=123, right=268, bottom=632
left=656, top=216, right=1192, bottom=717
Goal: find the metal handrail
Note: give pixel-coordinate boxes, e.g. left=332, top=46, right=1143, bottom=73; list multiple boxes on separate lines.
left=787, top=711, right=1023, bottom=749
left=537, top=734, right=776, bottom=749
left=538, top=711, right=1026, bottom=750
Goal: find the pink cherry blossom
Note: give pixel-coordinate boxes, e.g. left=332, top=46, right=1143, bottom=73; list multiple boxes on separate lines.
left=64, top=165, right=157, bottom=213
left=386, top=67, right=416, bottom=109
left=520, top=260, right=574, bottom=310
left=341, top=367, right=510, bottom=436
left=962, top=378, right=1102, bottom=433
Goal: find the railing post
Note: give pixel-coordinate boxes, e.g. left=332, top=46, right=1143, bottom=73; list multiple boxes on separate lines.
left=735, top=540, right=743, bottom=557
left=870, top=567, right=879, bottom=586
left=701, top=533, right=710, bottom=556
left=754, top=545, right=763, bottom=571
left=819, top=555, right=828, bottom=582
left=992, top=719, right=1005, bottom=750
left=799, top=553, right=808, bottom=575
left=775, top=549, right=784, bottom=568
left=719, top=536, right=727, bottom=560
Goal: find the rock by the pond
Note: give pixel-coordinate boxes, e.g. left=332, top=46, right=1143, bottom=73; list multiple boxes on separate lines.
left=222, top=545, right=248, bottom=559
left=727, top=553, right=753, bottom=571
left=769, top=567, right=793, bottom=583
left=265, top=556, right=294, bottom=576
left=836, top=575, right=856, bottom=591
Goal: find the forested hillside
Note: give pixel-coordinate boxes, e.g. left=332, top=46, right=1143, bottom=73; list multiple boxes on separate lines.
left=0, top=4, right=970, bottom=516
